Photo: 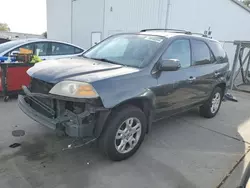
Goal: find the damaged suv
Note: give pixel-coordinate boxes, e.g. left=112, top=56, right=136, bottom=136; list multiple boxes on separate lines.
left=18, top=29, right=230, bottom=161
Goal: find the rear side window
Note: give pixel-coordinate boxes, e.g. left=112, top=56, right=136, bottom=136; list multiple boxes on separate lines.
left=191, top=40, right=215, bottom=66
left=208, top=41, right=228, bottom=63
left=51, top=42, right=81, bottom=55
left=75, top=47, right=84, bottom=54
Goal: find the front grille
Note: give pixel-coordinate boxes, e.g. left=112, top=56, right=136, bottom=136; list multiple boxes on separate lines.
left=30, top=78, right=54, bottom=94
left=28, top=78, right=55, bottom=118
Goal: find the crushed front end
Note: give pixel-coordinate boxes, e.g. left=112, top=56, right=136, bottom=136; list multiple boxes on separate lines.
left=18, top=78, right=110, bottom=138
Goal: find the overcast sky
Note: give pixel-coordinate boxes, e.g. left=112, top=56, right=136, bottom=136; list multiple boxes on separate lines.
left=0, top=0, right=46, bottom=34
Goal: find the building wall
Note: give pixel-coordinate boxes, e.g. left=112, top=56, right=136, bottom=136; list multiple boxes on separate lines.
left=71, top=0, right=104, bottom=48
left=47, top=0, right=250, bottom=66
left=47, top=0, right=72, bottom=43
left=0, top=31, right=44, bottom=40
left=103, top=0, right=162, bottom=36
left=167, top=0, right=250, bottom=68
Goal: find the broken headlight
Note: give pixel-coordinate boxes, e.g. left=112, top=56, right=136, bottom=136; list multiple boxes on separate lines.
left=49, top=81, right=99, bottom=98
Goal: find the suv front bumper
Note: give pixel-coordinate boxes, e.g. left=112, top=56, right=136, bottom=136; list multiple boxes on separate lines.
left=18, top=86, right=110, bottom=138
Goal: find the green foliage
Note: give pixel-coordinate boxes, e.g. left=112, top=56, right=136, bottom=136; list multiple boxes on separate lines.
left=42, top=31, right=47, bottom=38
left=243, top=0, right=250, bottom=7
left=0, top=23, right=10, bottom=31
left=31, top=55, right=42, bottom=63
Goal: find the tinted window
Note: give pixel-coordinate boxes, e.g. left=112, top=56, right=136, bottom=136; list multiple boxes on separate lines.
left=75, top=47, right=83, bottom=54
left=209, top=41, right=228, bottom=63
left=51, top=42, right=75, bottom=55
left=0, top=40, right=27, bottom=54
left=192, top=40, right=214, bottom=65
left=7, top=43, right=34, bottom=56
left=84, top=34, right=164, bottom=68
left=162, top=39, right=191, bottom=68
left=34, top=42, right=49, bottom=56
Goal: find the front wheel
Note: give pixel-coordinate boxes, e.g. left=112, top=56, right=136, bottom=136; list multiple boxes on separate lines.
left=200, top=87, right=223, bottom=118
left=99, top=105, right=146, bottom=161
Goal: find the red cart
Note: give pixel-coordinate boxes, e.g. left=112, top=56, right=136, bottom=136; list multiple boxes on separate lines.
left=0, top=63, right=34, bottom=102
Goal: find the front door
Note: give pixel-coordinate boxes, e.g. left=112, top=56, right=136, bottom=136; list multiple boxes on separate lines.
left=154, top=39, right=195, bottom=119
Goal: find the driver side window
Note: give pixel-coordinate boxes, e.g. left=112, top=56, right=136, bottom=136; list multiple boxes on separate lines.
left=162, top=39, right=191, bottom=68
left=95, top=38, right=129, bottom=58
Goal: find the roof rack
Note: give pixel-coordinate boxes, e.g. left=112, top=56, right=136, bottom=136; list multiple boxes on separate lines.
left=140, top=28, right=212, bottom=38
left=140, top=28, right=191, bottom=34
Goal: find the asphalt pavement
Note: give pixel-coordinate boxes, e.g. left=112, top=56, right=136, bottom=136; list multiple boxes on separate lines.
left=0, top=91, right=250, bottom=188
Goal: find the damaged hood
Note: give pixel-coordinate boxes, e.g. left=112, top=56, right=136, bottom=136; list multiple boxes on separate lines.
left=27, top=57, right=139, bottom=83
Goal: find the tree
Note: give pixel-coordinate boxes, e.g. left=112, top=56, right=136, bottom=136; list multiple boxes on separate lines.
left=0, top=23, right=10, bottom=31
left=243, top=0, right=250, bottom=7
left=42, top=31, right=47, bottom=38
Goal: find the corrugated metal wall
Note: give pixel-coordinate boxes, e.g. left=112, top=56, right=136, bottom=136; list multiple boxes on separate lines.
left=167, top=0, right=250, bottom=68
left=103, top=0, right=162, bottom=37
left=47, top=0, right=250, bottom=65
left=72, top=0, right=104, bottom=48
left=47, top=0, right=72, bottom=43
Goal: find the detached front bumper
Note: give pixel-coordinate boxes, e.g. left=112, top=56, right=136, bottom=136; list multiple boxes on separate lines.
left=18, top=94, right=58, bottom=130
left=18, top=86, right=110, bottom=138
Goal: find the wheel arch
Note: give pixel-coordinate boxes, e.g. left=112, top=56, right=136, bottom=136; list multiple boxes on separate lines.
left=216, top=82, right=227, bottom=96
left=94, top=96, right=156, bottom=138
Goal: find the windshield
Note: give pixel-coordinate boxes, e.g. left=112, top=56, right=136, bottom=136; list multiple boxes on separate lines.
left=84, top=34, right=165, bottom=68
left=0, top=40, right=26, bottom=54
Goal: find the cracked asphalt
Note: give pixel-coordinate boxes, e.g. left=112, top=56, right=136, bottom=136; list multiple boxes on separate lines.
left=0, top=91, right=250, bottom=188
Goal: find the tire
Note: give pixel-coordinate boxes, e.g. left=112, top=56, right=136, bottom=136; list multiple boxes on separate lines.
left=200, top=87, right=223, bottom=118
left=98, top=105, right=147, bottom=161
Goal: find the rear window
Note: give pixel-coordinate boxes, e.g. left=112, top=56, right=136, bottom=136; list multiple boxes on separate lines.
left=208, top=41, right=228, bottom=63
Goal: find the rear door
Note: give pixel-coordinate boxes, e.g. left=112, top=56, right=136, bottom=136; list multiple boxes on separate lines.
left=155, top=39, right=196, bottom=119
left=188, top=39, right=220, bottom=103
left=33, top=42, right=50, bottom=60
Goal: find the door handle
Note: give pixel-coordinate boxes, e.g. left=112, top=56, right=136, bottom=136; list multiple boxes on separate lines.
left=188, top=76, right=196, bottom=81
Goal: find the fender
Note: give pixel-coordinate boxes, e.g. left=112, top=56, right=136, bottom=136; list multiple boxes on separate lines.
left=93, top=88, right=157, bottom=137
left=92, top=72, right=158, bottom=137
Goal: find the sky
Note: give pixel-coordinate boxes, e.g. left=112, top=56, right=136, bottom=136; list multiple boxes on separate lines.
left=0, top=0, right=46, bottom=34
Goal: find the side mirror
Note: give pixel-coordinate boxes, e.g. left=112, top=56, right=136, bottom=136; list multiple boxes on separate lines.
left=10, top=51, right=20, bottom=56
left=159, top=59, right=181, bottom=71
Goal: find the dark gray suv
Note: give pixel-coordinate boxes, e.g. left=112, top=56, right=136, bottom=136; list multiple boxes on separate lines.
left=18, top=29, right=230, bottom=161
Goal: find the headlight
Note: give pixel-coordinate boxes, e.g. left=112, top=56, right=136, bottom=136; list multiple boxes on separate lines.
left=49, top=81, right=99, bottom=98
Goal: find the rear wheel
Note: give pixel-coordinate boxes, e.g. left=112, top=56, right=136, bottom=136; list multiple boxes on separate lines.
left=99, top=105, right=146, bottom=161
left=200, top=87, right=223, bottom=118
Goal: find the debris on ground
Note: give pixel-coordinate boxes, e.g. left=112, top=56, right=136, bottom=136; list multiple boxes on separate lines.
left=9, top=143, right=21, bottom=148
left=12, top=130, right=25, bottom=137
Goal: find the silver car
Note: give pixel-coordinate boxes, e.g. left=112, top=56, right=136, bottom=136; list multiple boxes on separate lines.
left=0, top=39, right=84, bottom=61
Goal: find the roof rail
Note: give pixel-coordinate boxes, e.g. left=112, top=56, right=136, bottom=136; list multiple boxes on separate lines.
left=140, top=28, right=191, bottom=34
left=140, top=28, right=212, bottom=38
left=189, top=32, right=208, bottom=37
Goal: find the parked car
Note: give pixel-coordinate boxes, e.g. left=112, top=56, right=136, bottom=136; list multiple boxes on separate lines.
left=0, top=39, right=84, bottom=61
left=18, top=29, right=230, bottom=161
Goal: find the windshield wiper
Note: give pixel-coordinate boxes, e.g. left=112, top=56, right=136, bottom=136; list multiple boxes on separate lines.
left=90, top=58, right=122, bottom=65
